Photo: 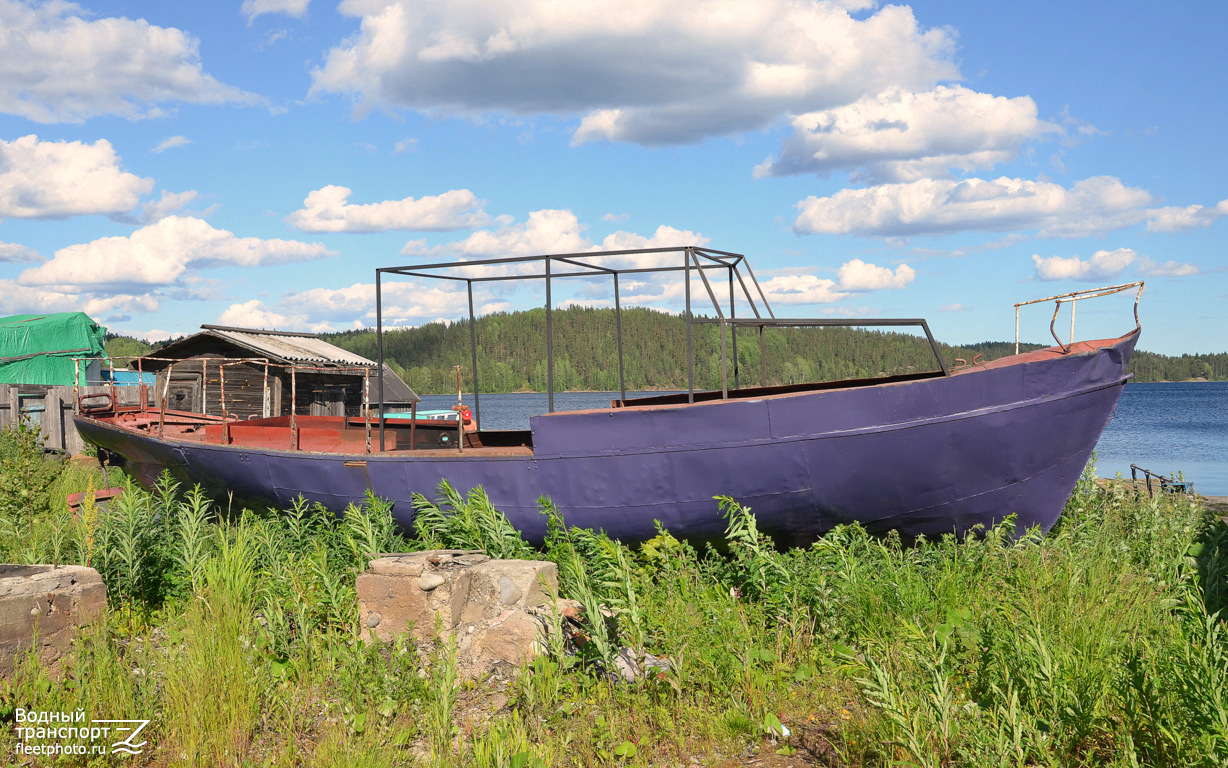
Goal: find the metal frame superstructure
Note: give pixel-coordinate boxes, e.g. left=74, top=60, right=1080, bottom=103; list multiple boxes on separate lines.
left=374, top=246, right=948, bottom=450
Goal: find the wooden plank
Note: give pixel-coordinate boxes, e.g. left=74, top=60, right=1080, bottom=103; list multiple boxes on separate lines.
left=5, top=384, right=17, bottom=430
left=43, top=388, right=64, bottom=451
left=0, top=383, right=10, bottom=429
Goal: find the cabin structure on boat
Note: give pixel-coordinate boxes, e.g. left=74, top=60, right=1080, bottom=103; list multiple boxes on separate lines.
left=134, top=325, right=418, bottom=420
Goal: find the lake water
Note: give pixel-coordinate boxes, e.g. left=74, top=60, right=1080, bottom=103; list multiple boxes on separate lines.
left=419, top=381, right=1228, bottom=497
left=1093, top=382, right=1228, bottom=496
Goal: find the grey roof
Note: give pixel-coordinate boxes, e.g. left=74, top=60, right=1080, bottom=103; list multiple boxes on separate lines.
left=141, top=325, right=420, bottom=404
left=378, top=363, right=420, bottom=404
left=200, top=325, right=374, bottom=366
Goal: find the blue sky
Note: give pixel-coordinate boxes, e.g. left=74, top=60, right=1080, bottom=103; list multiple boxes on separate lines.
left=0, top=0, right=1224, bottom=355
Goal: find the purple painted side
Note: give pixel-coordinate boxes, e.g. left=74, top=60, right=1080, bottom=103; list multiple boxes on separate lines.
left=74, top=332, right=1137, bottom=545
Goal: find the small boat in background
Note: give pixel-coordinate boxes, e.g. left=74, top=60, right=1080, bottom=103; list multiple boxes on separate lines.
left=73, top=248, right=1143, bottom=546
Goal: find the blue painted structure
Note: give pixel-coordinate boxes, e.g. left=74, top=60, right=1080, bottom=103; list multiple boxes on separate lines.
left=73, top=330, right=1136, bottom=545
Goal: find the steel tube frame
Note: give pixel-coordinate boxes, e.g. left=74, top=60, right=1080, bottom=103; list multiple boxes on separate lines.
left=467, top=281, right=481, bottom=429
left=685, top=248, right=694, bottom=402
left=370, top=247, right=957, bottom=425
left=376, top=269, right=386, bottom=451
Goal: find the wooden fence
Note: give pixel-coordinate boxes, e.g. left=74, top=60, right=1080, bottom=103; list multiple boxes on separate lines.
left=0, top=384, right=151, bottom=454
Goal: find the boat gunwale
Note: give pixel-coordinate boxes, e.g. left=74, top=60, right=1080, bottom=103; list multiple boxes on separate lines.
left=74, top=331, right=1135, bottom=462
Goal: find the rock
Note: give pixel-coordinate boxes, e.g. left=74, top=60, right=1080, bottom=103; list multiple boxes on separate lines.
left=612, top=647, right=673, bottom=683
left=498, top=576, right=523, bottom=605
left=0, top=564, right=106, bottom=678
left=357, top=550, right=561, bottom=676
left=418, top=573, right=446, bottom=591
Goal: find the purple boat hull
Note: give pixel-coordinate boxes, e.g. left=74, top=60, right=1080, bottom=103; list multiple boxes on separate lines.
left=75, top=332, right=1137, bottom=545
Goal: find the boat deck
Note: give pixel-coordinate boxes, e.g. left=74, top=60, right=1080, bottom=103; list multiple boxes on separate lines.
left=99, top=410, right=534, bottom=456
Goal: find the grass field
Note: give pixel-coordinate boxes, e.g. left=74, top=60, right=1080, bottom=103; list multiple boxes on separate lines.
left=2, top=420, right=1227, bottom=767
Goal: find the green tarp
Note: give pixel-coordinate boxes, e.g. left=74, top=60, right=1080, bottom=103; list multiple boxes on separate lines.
left=0, top=313, right=107, bottom=386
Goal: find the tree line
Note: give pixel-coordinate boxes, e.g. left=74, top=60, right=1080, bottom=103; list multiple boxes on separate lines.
left=320, top=306, right=1228, bottom=393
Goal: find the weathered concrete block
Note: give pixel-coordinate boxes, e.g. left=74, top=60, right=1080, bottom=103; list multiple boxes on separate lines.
left=357, top=550, right=559, bottom=673
left=0, top=564, right=106, bottom=677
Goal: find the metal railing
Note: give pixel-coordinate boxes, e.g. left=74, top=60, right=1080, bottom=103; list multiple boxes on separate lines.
left=1131, top=464, right=1190, bottom=497
left=1014, top=281, right=1144, bottom=355
left=73, top=355, right=389, bottom=452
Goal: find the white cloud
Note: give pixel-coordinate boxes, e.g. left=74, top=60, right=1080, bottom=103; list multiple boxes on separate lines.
left=0, top=0, right=257, bottom=123
left=19, top=215, right=333, bottom=291
left=757, top=274, right=849, bottom=304
left=285, top=185, right=489, bottom=232
left=217, top=299, right=297, bottom=330
left=222, top=279, right=507, bottom=331
left=0, top=241, right=41, bottom=262
left=1137, top=256, right=1199, bottom=277
left=82, top=293, right=160, bottom=318
left=1144, top=201, right=1228, bottom=233
left=114, top=327, right=176, bottom=343
left=598, top=225, right=709, bottom=253
left=836, top=258, right=915, bottom=290
left=0, top=135, right=153, bottom=219
left=404, top=209, right=591, bottom=257
left=754, top=258, right=914, bottom=305
left=0, top=278, right=163, bottom=322
left=1032, top=248, right=1136, bottom=282
left=311, top=0, right=957, bottom=145
left=393, top=137, right=419, bottom=153
left=140, top=190, right=199, bottom=224
left=242, top=0, right=310, bottom=24
left=794, top=176, right=1155, bottom=238
left=756, top=86, right=1060, bottom=182
left=403, top=209, right=708, bottom=265
left=0, top=280, right=84, bottom=314
left=152, top=136, right=192, bottom=154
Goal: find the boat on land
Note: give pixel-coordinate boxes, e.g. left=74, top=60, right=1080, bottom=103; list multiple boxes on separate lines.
left=73, top=248, right=1143, bottom=546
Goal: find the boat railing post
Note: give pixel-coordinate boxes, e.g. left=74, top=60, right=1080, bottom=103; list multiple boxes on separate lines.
left=729, top=266, right=739, bottom=391
left=409, top=400, right=416, bottom=451
left=364, top=367, right=371, bottom=454
left=73, top=359, right=80, bottom=412
left=376, top=269, right=386, bottom=452
left=159, top=363, right=172, bottom=437
left=1048, top=300, right=1067, bottom=352
left=919, top=320, right=949, bottom=376
left=685, top=248, right=694, bottom=403
left=546, top=257, right=554, bottom=413
left=1070, top=296, right=1077, bottom=346
left=138, top=357, right=147, bottom=409
left=262, top=362, right=270, bottom=418
left=107, top=357, right=117, bottom=412
left=290, top=365, right=298, bottom=450
left=759, top=325, right=767, bottom=387
left=1015, top=305, right=1021, bottom=355
left=614, top=272, right=626, bottom=403
left=219, top=362, right=228, bottom=444
left=467, top=280, right=481, bottom=430
left=691, top=250, right=726, bottom=398
left=201, top=359, right=208, bottom=416
left=720, top=320, right=728, bottom=399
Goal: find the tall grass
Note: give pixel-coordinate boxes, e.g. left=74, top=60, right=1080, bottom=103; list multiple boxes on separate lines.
left=1, top=422, right=1226, bottom=766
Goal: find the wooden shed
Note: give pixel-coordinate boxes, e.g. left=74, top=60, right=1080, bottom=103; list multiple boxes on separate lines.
left=136, top=325, right=418, bottom=420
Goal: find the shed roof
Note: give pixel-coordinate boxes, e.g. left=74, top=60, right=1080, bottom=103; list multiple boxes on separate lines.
left=143, top=325, right=420, bottom=403
left=198, top=325, right=374, bottom=366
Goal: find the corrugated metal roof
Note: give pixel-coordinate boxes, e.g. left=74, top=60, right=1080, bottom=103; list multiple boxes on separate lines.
left=206, top=327, right=375, bottom=367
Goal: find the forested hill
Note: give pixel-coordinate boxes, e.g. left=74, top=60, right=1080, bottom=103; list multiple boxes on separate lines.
left=322, top=306, right=1227, bottom=393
